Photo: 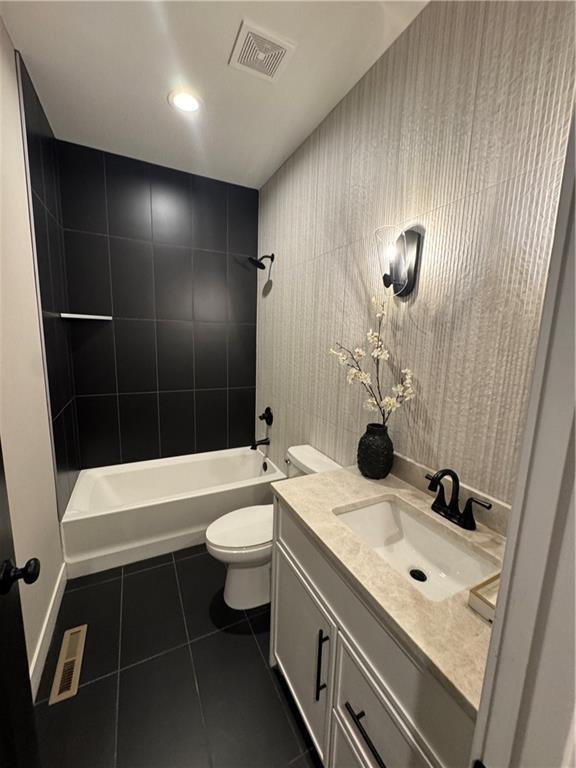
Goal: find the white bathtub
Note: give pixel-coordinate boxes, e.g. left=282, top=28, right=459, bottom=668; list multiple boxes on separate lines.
left=62, top=447, right=285, bottom=578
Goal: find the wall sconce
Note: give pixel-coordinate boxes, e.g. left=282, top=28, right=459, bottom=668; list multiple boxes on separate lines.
left=375, top=226, right=423, bottom=298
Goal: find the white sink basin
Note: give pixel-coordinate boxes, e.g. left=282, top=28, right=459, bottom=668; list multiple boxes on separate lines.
left=335, top=495, right=497, bottom=601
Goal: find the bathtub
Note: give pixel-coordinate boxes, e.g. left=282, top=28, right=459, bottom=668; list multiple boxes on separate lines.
left=62, top=447, right=285, bottom=578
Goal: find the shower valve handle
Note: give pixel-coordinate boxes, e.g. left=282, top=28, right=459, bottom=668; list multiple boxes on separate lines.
left=259, top=407, right=273, bottom=426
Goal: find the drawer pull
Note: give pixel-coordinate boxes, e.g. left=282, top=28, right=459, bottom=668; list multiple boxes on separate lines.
left=314, top=629, right=329, bottom=701
left=345, top=701, right=387, bottom=768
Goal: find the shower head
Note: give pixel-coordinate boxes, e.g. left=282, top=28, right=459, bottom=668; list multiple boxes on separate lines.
left=249, top=253, right=275, bottom=270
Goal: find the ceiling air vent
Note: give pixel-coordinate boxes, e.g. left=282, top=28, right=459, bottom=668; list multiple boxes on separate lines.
left=229, top=21, right=296, bottom=82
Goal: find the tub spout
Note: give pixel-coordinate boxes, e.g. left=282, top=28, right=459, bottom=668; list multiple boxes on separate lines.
left=250, top=438, right=270, bottom=450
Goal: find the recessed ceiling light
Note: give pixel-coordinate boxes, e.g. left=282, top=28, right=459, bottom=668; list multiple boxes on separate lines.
left=168, top=91, right=200, bottom=113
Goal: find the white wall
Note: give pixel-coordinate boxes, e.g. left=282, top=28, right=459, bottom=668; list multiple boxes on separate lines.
left=0, top=17, right=64, bottom=688
left=473, top=120, right=575, bottom=766
left=257, top=1, right=575, bottom=533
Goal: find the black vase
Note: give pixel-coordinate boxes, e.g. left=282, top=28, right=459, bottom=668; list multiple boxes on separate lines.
left=357, top=423, right=394, bottom=479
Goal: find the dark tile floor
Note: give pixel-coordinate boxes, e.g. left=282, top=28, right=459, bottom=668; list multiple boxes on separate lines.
left=35, top=546, right=322, bottom=768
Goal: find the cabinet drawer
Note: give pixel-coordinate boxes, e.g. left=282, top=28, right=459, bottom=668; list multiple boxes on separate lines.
left=335, top=634, right=434, bottom=768
left=330, top=711, right=369, bottom=768
left=277, top=500, right=474, bottom=768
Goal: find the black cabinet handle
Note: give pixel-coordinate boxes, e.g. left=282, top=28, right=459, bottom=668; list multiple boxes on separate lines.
left=314, top=629, right=329, bottom=701
left=345, top=701, right=387, bottom=768
left=0, top=558, right=40, bottom=595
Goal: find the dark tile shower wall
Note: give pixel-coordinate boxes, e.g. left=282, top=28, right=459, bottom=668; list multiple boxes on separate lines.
left=57, top=141, right=258, bottom=469
left=19, top=58, right=80, bottom=520
left=20, top=58, right=259, bottom=519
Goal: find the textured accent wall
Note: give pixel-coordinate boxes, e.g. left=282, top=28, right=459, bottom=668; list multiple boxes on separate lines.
left=257, top=1, right=575, bottom=514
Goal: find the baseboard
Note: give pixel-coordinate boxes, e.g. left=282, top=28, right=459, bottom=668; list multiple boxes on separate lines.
left=29, top=561, right=66, bottom=700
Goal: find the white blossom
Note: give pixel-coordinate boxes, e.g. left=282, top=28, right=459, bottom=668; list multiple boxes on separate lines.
left=366, top=329, right=380, bottom=346
left=381, top=396, right=399, bottom=413
left=371, top=296, right=386, bottom=319
left=329, top=347, right=348, bottom=365
left=330, top=301, right=415, bottom=424
left=371, top=346, right=389, bottom=361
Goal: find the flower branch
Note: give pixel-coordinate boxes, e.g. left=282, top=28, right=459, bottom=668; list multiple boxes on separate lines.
left=329, top=296, right=415, bottom=425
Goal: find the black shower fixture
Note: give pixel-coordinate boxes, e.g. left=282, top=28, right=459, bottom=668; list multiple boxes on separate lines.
left=249, top=253, right=275, bottom=270
left=259, top=407, right=273, bottom=426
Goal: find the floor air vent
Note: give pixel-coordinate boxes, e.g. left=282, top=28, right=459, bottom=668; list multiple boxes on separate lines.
left=49, top=625, right=87, bottom=705
left=229, top=21, right=295, bottom=81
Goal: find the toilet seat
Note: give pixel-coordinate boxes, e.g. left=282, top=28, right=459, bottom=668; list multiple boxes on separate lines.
left=206, top=504, right=273, bottom=552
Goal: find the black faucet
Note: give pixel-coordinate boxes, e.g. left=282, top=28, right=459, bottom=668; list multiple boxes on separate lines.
left=250, top=438, right=270, bottom=451
left=425, top=469, right=492, bottom=530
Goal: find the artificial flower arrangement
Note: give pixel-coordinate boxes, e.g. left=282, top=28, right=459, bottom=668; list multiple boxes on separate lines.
left=329, top=296, right=415, bottom=478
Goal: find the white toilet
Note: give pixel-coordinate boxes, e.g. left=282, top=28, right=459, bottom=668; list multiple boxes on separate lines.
left=206, top=445, right=340, bottom=610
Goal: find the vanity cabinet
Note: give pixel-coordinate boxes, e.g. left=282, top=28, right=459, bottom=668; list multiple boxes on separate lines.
left=271, top=499, right=475, bottom=768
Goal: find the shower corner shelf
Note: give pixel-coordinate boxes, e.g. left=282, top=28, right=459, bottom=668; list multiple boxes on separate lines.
left=59, top=313, right=113, bottom=321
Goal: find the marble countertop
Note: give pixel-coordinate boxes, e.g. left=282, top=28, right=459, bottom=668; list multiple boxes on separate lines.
left=271, top=466, right=506, bottom=718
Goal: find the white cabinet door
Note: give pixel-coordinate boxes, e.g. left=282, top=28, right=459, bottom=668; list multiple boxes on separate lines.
left=273, top=545, right=336, bottom=759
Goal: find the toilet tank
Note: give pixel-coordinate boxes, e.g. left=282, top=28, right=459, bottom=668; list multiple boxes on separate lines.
left=285, top=445, right=341, bottom=478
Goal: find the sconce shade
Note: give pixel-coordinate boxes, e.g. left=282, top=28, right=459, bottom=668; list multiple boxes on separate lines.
left=376, top=228, right=422, bottom=298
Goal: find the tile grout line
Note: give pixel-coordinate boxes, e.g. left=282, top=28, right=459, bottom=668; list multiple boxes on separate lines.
left=67, top=549, right=207, bottom=594
left=102, top=153, right=123, bottom=464
left=245, top=611, right=308, bottom=759
left=67, top=556, right=179, bottom=592
left=34, top=670, right=120, bottom=708
left=149, top=170, right=163, bottom=461
left=172, top=554, right=215, bottom=768
left=36, top=617, right=250, bottom=705
left=118, top=641, right=190, bottom=674
left=187, top=617, right=248, bottom=645
left=60, top=224, right=258, bottom=260
left=75, top=384, right=256, bottom=397
left=286, top=748, right=317, bottom=767
left=113, top=568, right=124, bottom=768
left=65, top=574, right=122, bottom=593
left=123, top=560, right=174, bottom=578
left=191, top=251, right=198, bottom=454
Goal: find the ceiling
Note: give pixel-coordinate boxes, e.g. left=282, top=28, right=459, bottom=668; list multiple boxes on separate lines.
left=1, top=1, right=425, bottom=188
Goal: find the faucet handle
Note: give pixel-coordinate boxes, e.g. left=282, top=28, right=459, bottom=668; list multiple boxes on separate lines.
left=466, top=496, right=492, bottom=511
left=461, top=496, right=492, bottom=531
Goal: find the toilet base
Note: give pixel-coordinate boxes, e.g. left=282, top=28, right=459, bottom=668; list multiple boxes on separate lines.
left=223, top=561, right=271, bottom=610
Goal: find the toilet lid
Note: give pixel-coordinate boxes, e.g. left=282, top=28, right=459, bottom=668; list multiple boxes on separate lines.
left=206, top=505, right=273, bottom=549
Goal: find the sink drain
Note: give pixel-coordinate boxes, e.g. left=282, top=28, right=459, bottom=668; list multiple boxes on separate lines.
left=409, top=568, right=428, bottom=582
